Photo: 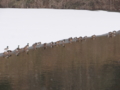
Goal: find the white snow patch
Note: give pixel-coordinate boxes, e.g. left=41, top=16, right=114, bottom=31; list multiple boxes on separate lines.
left=0, top=9, right=120, bottom=53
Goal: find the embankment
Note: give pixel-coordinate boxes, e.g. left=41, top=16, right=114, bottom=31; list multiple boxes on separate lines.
left=0, top=32, right=120, bottom=90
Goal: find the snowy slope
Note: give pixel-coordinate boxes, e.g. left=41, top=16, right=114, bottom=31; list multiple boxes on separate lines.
left=0, top=9, right=120, bottom=53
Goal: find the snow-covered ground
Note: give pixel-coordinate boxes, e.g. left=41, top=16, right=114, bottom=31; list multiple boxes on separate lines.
left=0, top=9, right=120, bottom=53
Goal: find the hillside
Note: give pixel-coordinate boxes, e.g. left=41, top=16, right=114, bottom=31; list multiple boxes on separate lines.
left=0, top=0, right=120, bottom=12
left=0, top=31, right=120, bottom=90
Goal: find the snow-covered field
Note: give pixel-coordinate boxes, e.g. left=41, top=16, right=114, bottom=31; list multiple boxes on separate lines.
left=0, top=9, right=120, bottom=53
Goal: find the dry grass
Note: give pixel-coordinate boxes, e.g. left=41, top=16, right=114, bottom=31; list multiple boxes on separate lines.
left=0, top=0, right=120, bottom=12
left=0, top=32, right=120, bottom=89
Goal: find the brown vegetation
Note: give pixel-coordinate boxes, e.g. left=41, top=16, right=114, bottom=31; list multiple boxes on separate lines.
left=0, top=32, right=120, bottom=90
left=0, top=0, right=120, bottom=12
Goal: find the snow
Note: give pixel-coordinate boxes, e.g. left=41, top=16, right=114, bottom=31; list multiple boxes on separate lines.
left=0, top=8, right=120, bottom=53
